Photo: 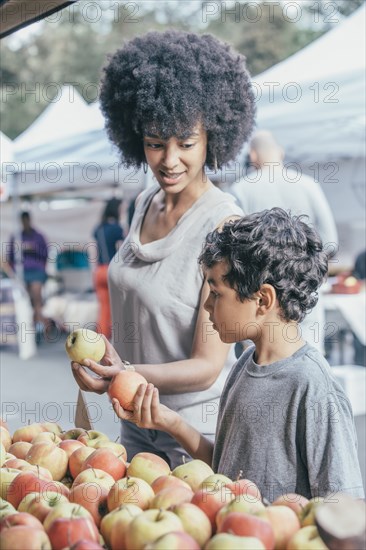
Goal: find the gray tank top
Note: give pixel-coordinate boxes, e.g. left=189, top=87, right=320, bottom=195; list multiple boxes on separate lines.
left=108, top=183, right=242, bottom=433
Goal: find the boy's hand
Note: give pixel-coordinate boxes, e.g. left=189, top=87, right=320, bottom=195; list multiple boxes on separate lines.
left=71, top=335, right=125, bottom=394
left=111, top=383, right=179, bottom=433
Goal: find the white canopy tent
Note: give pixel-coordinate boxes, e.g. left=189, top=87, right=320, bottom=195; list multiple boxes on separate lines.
left=253, top=5, right=366, bottom=267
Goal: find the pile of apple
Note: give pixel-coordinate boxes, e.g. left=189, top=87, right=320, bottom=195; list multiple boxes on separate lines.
left=0, top=418, right=339, bottom=550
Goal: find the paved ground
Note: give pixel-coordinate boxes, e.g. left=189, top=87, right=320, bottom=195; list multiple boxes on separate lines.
left=1, top=336, right=365, bottom=490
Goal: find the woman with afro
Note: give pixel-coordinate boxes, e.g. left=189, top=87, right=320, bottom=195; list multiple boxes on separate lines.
left=71, top=30, right=256, bottom=466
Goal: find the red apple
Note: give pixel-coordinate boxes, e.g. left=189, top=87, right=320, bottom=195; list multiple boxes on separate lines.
left=0, top=428, right=12, bottom=452
left=43, top=501, right=93, bottom=532
left=0, top=525, right=51, bottom=549
left=47, top=516, right=99, bottom=550
left=26, top=442, right=68, bottom=481
left=69, top=482, right=109, bottom=527
left=0, top=511, right=44, bottom=532
left=93, top=440, right=127, bottom=461
left=108, top=370, right=148, bottom=411
left=257, top=505, right=301, bottom=549
left=8, top=442, right=32, bottom=460
left=107, top=476, right=155, bottom=511
left=124, top=509, right=184, bottom=550
left=171, top=502, right=212, bottom=547
left=216, top=495, right=266, bottom=531
left=58, top=439, right=85, bottom=461
left=151, top=486, right=193, bottom=510
left=205, top=533, right=266, bottom=549
left=6, top=471, right=69, bottom=509
left=127, top=452, right=170, bottom=485
left=18, top=490, right=69, bottom=522
left=12, top=423, right=46, bottom=443
left=69, top=446, right=95, bottom=479
left=82, top=448, right=126, bottom=481
left=151, top=474, right=192, bottom=494
left=219, top=512, right=275, bottom=550
left=72, top=468, right=115, bottom=490
left=191, top=486, right=235, bottom=531
left=272, top=493, right=310, bottom=518
left=4, top=458, right=53, bottom=480
left=77, top=430, right=109, bottom=448
left=172, top=459, right=214, bottom=492
left=101, top=503, right=142, bottom=549
left=66, top=540, right=104, bottom=550
left=145, top=530, right=200, bottom=549
left=225, top=475, right=262, bottom=502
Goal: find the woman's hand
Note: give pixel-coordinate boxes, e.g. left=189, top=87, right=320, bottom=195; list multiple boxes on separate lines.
left=111, top=383, right=180, bottom=433
left=71, top=335, right=125, bottom=394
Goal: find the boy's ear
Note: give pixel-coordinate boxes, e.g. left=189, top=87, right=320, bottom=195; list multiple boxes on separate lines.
left=257, top=284, right=276, bottom=313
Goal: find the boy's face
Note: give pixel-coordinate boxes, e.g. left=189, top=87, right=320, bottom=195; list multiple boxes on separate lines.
left=204, top=261, right=260, bottom=344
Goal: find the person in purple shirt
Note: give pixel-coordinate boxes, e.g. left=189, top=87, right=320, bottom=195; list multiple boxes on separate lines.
left=8, top=211, right=48, bottom=329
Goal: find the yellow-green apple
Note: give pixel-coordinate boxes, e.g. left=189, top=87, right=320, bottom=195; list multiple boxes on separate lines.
left=0, top=511, right=44, bottom=532
left=0, top=443, right=6, bottom=467
left=26, top=442, right=68, bottom=481
left=31, top=432, right=62, bottom=445
left=108, top=370, right=148, bottom=411
left=47, top=515, right=100, bottom=550
left=8, top=442, right=32, bottom=460
left=205, top=533, right=265, bottom=549
left=0, top=428, right=12, bottom=452
left=58, top=439, right=85, bottom=461
left=3, top=459, right=52, bottom=480
left=151, top=486, right=193, bottom=510
left=93, top=440, right=127, bottom=461
left=272, top=493, right=309, bottom=517
left=225, top=476, right=262, bottom=502
left=145, top=531, right=200, bottom=549
left=219, top=512, right=275, bottom=550
left=300, top=497, right=325, bottom=527
left=256, top=505, right=300, bottom=549
left=65, top=328, right=106, bottom=363
left=69, top=446, right=95, bottom=479
left=199, top=473, right=232, bottom=491
left=287, top=526, right=328, bottom=550
left=172, top=459, right=214, bottom=492
left=100, top=503, right=142, bottom=549
left=126, top=452, right=170, bottom=484
left=43, top=501, right=93, bottom=532
left=41, top=422, right=63, bottom=436
left=72, top=468, right=115, bottom=490
left=4, top=454, right=16, bottom=462
left=216, top=495, right=266, bottom=531
left=314, top=494, right=366, bottom=550
left=0, top=468, right=21, bottom=499
left=107, top=476, right=155, bottom=511
left=12, top=423, right=46, bottom=443
left=0, top=498, right=16, bottom=519
left=171, top=502, right=212, bottom=547
left=61, top=428, right=87, bottom=441
left=151, top=474, right=192, bottom=494
left=124, top=509, right=184, bottom=550
left=77, top=430, right=109, bottom=448
left=81, top=448, right=126, bottom=481
left=69, top=482, right=109, bottom=527
left=191, top=486, right=235, bottom=531
left=18, top=490, right=69, bottom=522
left=6, top=470, right=69, bottom=509
left=0, top=525, right=51, bottom=550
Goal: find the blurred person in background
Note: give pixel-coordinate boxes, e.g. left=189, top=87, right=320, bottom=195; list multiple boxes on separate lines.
left=93, top=198, right=124, bottom=339
left=230, top=130, right=338, bottom=354
left=71, top=30, right=255, bottom=467
left=8, top=211, right=48, bottom=335
left=352, top=249, right=366, bottom=365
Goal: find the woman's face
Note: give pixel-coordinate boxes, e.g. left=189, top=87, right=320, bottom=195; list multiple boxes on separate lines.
left=143, top=123, right=208, bottom=194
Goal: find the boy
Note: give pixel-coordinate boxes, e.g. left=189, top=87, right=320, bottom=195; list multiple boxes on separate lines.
left=112, top=208, right=364, bottom=501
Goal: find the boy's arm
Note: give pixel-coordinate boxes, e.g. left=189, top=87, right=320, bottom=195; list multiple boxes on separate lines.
left=112, top=383, right=214, bottom=466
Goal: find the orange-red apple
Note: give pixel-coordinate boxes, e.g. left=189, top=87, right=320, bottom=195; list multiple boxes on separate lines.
left=69, top=482, right=109, bottom=527
left=272, top=493, right=309, bottom=517
left=192, top=486, right=235, bottom=531
left=72, top=468, right=115, bottom=490
left=47, top=515, right=99, bottom=550
left=0, top=511, right=43, bottom=532
left=8, top=442, right=32, bottom=460
left=151, top=474, right=192, bottom=494
left=108, top=370, right=147, bottom=411
left=257, top=505, right=300, bottom=549
left=82, top=448, right=126, bottom=481
left=6, top=471, right=69, bottom=509
left=12, top=423, right=46, bottom=443
left=0, top=525, right=51, bottom=549
left=219, top=511, right=275, bottom=550
left=18, top=490, right=69, bottom=523
left=151, top=486, right=193, bottom=510
left=68, top=446, right=95, bottom=479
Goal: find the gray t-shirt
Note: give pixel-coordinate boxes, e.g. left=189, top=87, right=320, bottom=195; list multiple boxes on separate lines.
left=213, top=343, right=364, bottom=502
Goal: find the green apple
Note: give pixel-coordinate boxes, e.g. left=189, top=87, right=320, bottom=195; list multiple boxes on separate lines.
left=171, top=502, right=212, bottom=547
left=124, top=509, right=184, bottom=550
left=205, top=533, right=265, bottom=549
left=172, top=459, right=214, bottom=492
left=65, top=329, right=106, bottom=363
left=127, top=452, right=171, bottom=485
left=77, top=430, right=109, bottom=448
left=300, top=497, right=325, bottom=527
left=199, top=473, right=232, bottom=491
left=287, top=526, right=328, bottom=550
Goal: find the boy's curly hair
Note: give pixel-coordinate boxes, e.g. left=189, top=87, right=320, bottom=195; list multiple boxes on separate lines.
left=199, top=208, right=329, bottom=322
left=99, top=30, right=256, bottom=169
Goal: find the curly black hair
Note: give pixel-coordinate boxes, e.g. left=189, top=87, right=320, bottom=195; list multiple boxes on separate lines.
left=99, top=30, right=256, bottom=170
left=199, top=208, right=329, bottom=322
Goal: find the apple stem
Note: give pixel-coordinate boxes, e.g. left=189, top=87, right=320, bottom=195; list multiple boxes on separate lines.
left=262, top=497, right=271, bottom=507
left=114, top=436, right=120, bottom=443
left=236, top=469, right=243, bottom=481
left=182, top=456, right=186, bottom=465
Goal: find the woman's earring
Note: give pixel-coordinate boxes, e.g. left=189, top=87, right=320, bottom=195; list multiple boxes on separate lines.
left=143, top=162, right=148, bottom=174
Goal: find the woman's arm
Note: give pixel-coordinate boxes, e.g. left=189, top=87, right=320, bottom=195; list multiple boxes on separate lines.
left=71, top=280, right=231, bottom=394
left=112, top=383, right=214, bottom=465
